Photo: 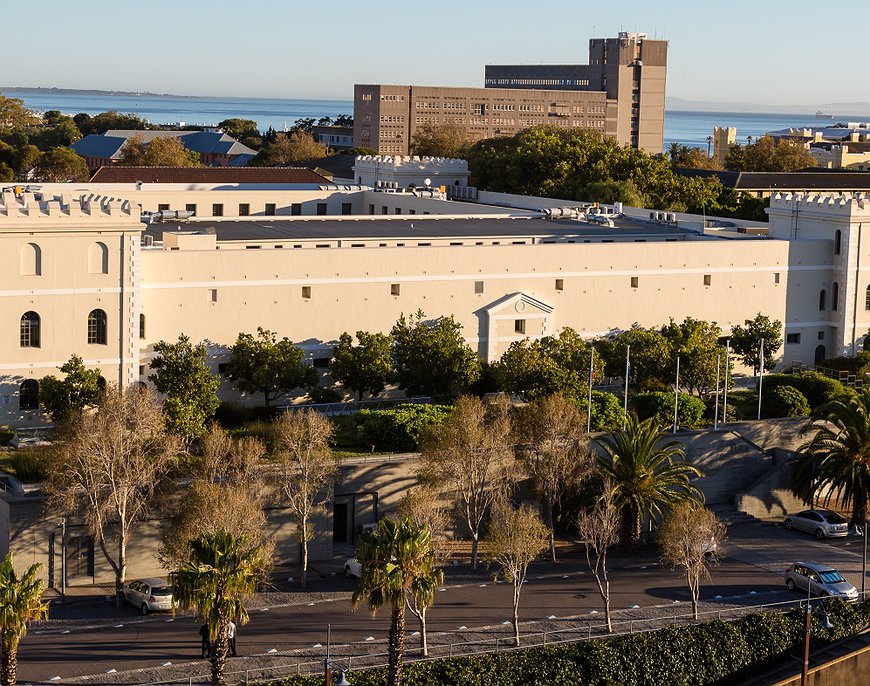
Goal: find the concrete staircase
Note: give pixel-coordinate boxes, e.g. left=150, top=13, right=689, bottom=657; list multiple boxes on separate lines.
left=707, top=503, right=762, bottom=526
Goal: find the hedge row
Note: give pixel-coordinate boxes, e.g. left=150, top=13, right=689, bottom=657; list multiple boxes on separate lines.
left=272, top=600, right=870, bottom=686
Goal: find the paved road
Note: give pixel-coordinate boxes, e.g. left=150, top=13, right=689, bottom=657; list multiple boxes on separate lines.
left=19, top=553, right=786, bottom=683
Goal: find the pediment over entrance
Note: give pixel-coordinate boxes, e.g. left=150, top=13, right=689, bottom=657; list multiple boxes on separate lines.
left=479, top=292, right=555, bottom=362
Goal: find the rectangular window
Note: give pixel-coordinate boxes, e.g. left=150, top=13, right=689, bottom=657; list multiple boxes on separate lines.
left=382, top=206, right=388, bottom=215
left=515, top=319, right=526, bottom=334
left=391, top=283, right=401, bottom=296
left=185, top=203, right=197, bottom=215
left=265, top=203, right=276, bottom=216
left=238, top=203, right=250, bottom=216
left=291, top=203, right=302, bottom=215
left=394, top=207, right=402, bottom=215
left=555, top=278, right=564, bottom=291
left=210, top=289, right=218, bottom=302
left=774, top=272, right=780, bottom=284
left=158, top=203, right=170, bottom=211
left=786, top=333, right=801, bottom=344
left=703, top=274, right=712, bottom=286
left=139, top=365, right=145, bottom=376
left=409, top=209, right=416, bottom=215
left=212, top=203, right=224, bottom=217
left=316, top=203, right=327, bottom=215
left=630, top=276, right=639, bottom=288
left=475, top=281, right=484, bottom=294
left=369, top=204, right=375, bottom=215
left=302, top=286, right=312, bottom=299
left=818, top=330, right=825, bottom=340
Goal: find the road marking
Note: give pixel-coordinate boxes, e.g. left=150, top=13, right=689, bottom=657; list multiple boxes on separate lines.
left=164, top=619, right=174, bottom=623
left=307, top=603, right=316, bottom=606
left=114, top=624, right=123, bottom=628
left=479, top=584, right=487, bottom=587
left=502, top=621, right=511, bottom=625
left=106, top=669, right=117, bottom=674
left=312, top=643, right=322, bottom=648
left=364, top=636, right=374, bottom=641
left=161, top=662, right=172, bottom=667
left=411, top=631, right=420, bottom=636
left=458, top=625, right=467, bottom=630
left=267, top=648, right=278, bottom=654
left=61, top=630, right=70, bottom=634
left=589, top=610, right=598, bottom=614
left=547, top=615, right=557, bottom=620
left=630, top=604, right=640, bottom=609
left=49, top=677, right=61, bottom=681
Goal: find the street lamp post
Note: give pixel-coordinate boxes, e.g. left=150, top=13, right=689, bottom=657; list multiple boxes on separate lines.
left=801, top=580, right=834, bottom=686
left=324, top=624, right=351, bottom=686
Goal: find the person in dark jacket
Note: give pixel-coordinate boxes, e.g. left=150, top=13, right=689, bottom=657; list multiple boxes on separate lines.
left=199, top=624, right=211, bottom=658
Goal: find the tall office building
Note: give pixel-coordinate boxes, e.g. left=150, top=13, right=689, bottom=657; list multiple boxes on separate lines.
left=354, top=32, right=667, bottom=156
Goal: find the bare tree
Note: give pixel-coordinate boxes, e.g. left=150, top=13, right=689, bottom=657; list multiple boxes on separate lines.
left=519, top=394, right=592, bottom=561
left=198, top=422, right=263, bottom=487
left=46, top=385, right=179, bottom=607
left=397, top=486, right=448, bottom=656
left=658, top=502, right=726, bottom=620
left=487, top=504, right=549, bottom=646
left=273, top=409, right=338, bottom=587
left=576, top=480, right=620, bottom=632
left=419, top=395, right=515, bottom=569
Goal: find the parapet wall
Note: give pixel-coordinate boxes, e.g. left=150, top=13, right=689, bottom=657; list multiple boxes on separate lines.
left=768, top=191, right=870, bottom=217
left=0, top=191, right=140, bottom=226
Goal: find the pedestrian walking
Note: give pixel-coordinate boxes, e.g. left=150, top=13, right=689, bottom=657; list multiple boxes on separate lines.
left=199, top=623, right=211, bottom=659
left=227, top=620, right=237, bottom=657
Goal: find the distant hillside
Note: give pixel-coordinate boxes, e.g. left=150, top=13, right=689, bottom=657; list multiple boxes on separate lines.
left=666, top=96, right=870, bottom=118
left=0, top=86, right=191, bottom=98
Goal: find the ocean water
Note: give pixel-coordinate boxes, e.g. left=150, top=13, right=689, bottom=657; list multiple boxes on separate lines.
left=6, top=89, right=868, bottom=153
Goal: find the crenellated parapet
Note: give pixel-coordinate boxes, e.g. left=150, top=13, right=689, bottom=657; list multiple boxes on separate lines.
left=769, top=191, right=870, bottom=216
left=0, top=191, right=140, bottom=226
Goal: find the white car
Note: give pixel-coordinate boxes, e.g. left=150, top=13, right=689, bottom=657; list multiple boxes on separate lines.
left=344, top=558, right=362, bottom=578
left=123, top=578, right=175, bottom=615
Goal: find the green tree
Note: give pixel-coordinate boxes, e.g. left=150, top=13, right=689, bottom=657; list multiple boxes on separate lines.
left=218, top=118, right=259, bottom=141
left=594, top=326, right=673, bottom=390
left=661, top=317, right=723, bottom=396
left=391, top=311, right=480, bottom=400
left=12, top=145, right=40, bottom=176
left=0, top=554, right=49, bottom=686
left=0, top=96, right=38, bottom=134
left=761, top=385, right=810, bottom=418
left=352, top=517, right=439, bottom=686
left=725, top=134, right=817, bottom=172
left=170, top=531, right=265, bottom=686
left=34, top=147, right=90, bottom=182
left=586, top=390, right=626, bottom=431
left=487, top=504, right=549, bottom=646
left=149, top=335, right=221, bottom=442
left=730, top=313, right=783, bottom=376
left=411, top=122, right=474, bottom=158
left=73, top=110, right=150, bottom=136
left=669, top=145, right=723, bottom=171
left=250, top=131, right=326, bottom=166
left=225, top=327, right=316, bottom=407
left=493, top=327, right=601, bottom=402
left=632, top=391, right=707, bottom=429
left=595, top=414, right=703, bottom=551
left=793, top=388, right=870, bottom=526
left=39, top=354, right=103, bottom=422
left=334, top=114, right=354, bottom=127
left=331, top=331, right=394, bottom=400
left=119, top=135, right=201, bottom=167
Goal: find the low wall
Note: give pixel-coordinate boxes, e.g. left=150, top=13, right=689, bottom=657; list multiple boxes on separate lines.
left=768, top=639, right=870, bottom=686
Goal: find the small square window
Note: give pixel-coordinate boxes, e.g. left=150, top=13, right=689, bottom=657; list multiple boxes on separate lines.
left=786, top=333, right=801, bottom=344
left=555, top=278, right=564, bottom=291
left=291, top=203, right=302, bottom=215
left=185, top=203, right=197, bottom=215
left=774, top=272, right=780, bottom=284
left=630, top=276, right=639, bottom=288
left=265, top=203, right=276, bottom=216
left=212, top=203, right=224, bottom=217
left=382, top=206, right=388, bottom=215
left=515, top=319, right=526, bottom=334
left=139, top=365, right=145, bottom=376
left=209, top=288, right=218, bottom=302
left=316, top=203, right=327, bottom=215
left=369, top=204, right=375, bottom=215
left=391, top=283, right=401, bottom=296
left=158, top=203, right=170, bottom=211
left=475, top=281, right=484, bottom=294
left=703, top=274, right=712, bottom=286
left=818, top=331, right=825, bottom=340
left=239, top=203, right=250, bottom=216
left=394, top=207, right=402, bottom=215
left=341, top=203, right=352, bottom=215
left=302, top=286, right=312, bottom=299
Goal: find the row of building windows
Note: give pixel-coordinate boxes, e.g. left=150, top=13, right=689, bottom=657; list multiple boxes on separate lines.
left=380, top=94, right=405, bottom=102
left=18, top=309, right=109, bottom=347
left=19, top=241, right=108, bottom=276
left=379, top=115, right=405, bottom=123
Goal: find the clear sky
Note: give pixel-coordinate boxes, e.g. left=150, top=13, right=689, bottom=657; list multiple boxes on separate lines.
left=4, top=0, right=866, bottom=106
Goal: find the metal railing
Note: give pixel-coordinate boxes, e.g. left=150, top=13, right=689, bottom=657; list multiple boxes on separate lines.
left=132, top=595, right=845, bottom=686
left=276, top=397, right=432, bottom=418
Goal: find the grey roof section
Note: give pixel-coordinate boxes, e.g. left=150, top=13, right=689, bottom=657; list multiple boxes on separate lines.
left=145, top=215, right=697, bottom=243
left=71, top=134, right=127, bottom=159
left=674, top=168, right=870, bottom=191
left=98, top=130, right=257, bottom=157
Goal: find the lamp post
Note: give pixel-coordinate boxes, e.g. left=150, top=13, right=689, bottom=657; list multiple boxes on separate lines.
left=864, top=519, right=868, bottom=598
left=58, top=517, right=67, bottom=604
left=801, top=579, right=834, bottom=686
left=324, top=624, right=351, bottom=686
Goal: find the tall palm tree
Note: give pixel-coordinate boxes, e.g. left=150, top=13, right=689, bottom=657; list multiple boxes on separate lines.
left=0, top=553, right=49, bottom=686
left=595, top=414, right=703, bottom=551
left=353, top=517, right=438, bottom=686
left=170, top=531, right=265, bottom=686
left=794, top=389, right=870, bottom=526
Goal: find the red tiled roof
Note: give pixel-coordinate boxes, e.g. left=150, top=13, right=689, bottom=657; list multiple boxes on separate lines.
left=88, top=166, right=332, bottom=184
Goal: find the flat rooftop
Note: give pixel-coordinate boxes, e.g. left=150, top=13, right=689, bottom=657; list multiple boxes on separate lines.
left=144, top=215, right=703, bottom=243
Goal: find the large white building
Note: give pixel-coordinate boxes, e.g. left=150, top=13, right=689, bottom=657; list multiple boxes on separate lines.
left=0, top=181, right=867, bottom=426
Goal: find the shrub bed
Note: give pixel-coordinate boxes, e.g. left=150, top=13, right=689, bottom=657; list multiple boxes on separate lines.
left=271, top=601, right=870, bottom=686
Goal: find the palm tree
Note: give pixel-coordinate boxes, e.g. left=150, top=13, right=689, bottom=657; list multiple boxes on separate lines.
left=794, top=389, right=870, bottom=526
left=170, top=531, right=265, bottom=686
left=352, top=517, right=438, bottom=686
left=0, top=553, right=49, bottom=686
left=595, top=414, right=703, bottom=551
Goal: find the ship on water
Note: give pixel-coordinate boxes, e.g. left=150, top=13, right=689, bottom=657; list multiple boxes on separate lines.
left=815, top=109, right=835, bottom=119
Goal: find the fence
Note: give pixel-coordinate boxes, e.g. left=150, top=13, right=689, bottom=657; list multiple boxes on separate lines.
left=789, top=361, right=869, bottom=390
left=138, top=595, right=847, bottom=686
left=276, top=397, right=431, bottom=418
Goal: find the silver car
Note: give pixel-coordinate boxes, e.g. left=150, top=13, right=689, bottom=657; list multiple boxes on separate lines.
left=123, top=578, right=175, bottom=615
left=784, top=562, right=859, bottom=602
left=783, top=509, right=849, bottom=540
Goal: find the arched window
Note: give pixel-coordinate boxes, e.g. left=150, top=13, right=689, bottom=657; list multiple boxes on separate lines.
left=832, top=282, right=839, bottom=312
left=87, top=309, right=107, bottom=345
left=20, top=243, right=41, bottom=276
left=819, top=289, right=827, bottom=311
left=20, top=312, right=40, bottom=348
left=88, top=242, right=109, bottom=274
left=19, top=379, right=39, bottom=411
left=835, top=230, right=842, bottom=255
left=139, top=313, right=146, bottom=339
left=815, top=345, right=826, bottom=365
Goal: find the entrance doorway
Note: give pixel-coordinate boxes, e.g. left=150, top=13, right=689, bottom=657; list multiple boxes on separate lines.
left=814, top=345, right=826, bottom=364
left=333, top=502, right=349, bottom=544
